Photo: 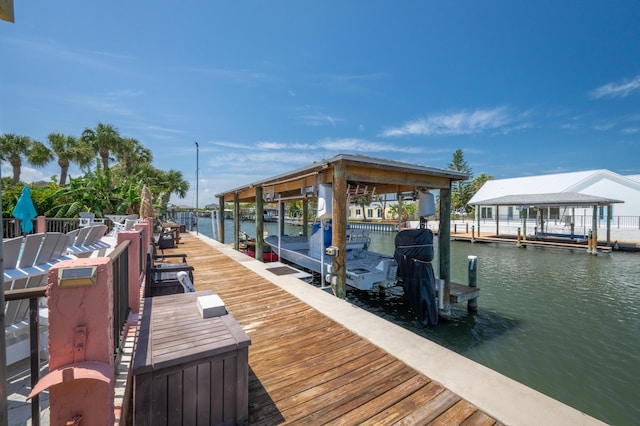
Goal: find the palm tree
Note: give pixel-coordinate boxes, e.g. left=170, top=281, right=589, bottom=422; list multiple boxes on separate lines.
left=114, top=137, right=153, bottom=176
left=47, top=133, right=95, bottom=185
left=0, top=133, right=52, bottom=184
left=81, top=123, right=122, bottom=171
left=156, top=169, right=190, bottom=209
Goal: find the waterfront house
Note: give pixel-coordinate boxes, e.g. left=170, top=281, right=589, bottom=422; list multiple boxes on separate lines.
left=469, top=169, right=640, bottom=226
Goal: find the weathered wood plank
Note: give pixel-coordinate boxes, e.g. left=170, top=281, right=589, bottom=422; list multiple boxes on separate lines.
left=167, top=233, right=498, bottom=425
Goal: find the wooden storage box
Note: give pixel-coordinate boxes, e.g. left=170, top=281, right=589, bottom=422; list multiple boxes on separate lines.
left=133, top=291, right=251, bottom=425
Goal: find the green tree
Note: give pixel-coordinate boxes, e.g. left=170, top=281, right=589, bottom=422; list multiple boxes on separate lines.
left=114, top=137, right=153, bottom=176
left=155, top=169, right=190, bottom=210
left=447, top=149, right=473, bottom=213
left=47, top=132, right=95, bottom=185
left=81, top=123, right=122, bottom=171
left=0, top=133, right=53, bottom=184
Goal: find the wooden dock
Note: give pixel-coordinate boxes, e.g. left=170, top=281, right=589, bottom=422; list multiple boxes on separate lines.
left=169, top=233, right=497, bottom=425
left=450, top=232, right=614, bottom=253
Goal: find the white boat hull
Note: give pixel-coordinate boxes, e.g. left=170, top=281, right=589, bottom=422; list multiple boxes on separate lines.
left=265, top=234, right=398, bottom=291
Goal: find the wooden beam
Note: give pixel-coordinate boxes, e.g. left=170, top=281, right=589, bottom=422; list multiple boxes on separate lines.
left=255, top=187, right=264, bottom=262
left=332, top=163, right=347, bottom=299
left=439, top=186, right=452, bottom=315
left=233, top=193, right=240, bottom=251
left=218, top=196, right=225, bottom=244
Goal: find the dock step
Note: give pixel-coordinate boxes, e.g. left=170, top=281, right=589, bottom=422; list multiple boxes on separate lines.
left=450, top=282, right=480, bottom=304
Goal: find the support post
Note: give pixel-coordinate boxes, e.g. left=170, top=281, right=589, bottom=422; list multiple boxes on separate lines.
left=517, top=227, right=521, bottom=247
left=117, top=231, right=141, bottom=314
left=255, top=187, right=264, bottom=262
left=278, top=202, right=286, bottom=237
left=233, top=193, right=240, bottom=251
left=495, top=205, right=499, bottom=236
left=467, top=255, right=478, bottom=312
left=439, top=186, right=452, bottom=316
left=37, top=258, right=115, bottom=425
left=218, top=196, right=225, bottom=244
left=591, top=205, right=598, bottom=255
left=302, top=199, right=309, bottom=237
left=606, top=205, right=612, bottom=244
left=332, top=163, right=347, bottom=299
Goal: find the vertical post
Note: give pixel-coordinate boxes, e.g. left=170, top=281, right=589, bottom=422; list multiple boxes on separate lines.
left=332, top=163, right=347, bottom=299
left=45, top=258, right=115, bottom=425
left=29, top=297, right=39, bottom=425
left=592, top=205, right=598, bottom=255
left=278, top=202, right=285, bottom=237
left=606, top=205, right=612, bottom=244
left=467, top=255, right=478, bottom=312
left=0, top=166, right=7, bottom=426
left=302, top=199, right=309, bottom=237
left=495, top=205, right=499, bottom=236
left=218, top=196, right=225, bottom=244
left=439, top=186, right=452, bottom=316
left=195, top=142, right=199, bottom=235
left=117, top=231, right=141, bottom=314
left=255, top=187, right=264, bottom=262
left=517, top=227, right=521, bottom=247
left=233, top=193, right=240, bottom=251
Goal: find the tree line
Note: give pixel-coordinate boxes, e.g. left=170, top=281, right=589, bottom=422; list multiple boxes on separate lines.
left=1, top=122, right=189, bottom=219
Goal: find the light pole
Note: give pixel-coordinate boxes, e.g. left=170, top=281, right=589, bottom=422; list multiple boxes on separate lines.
left=195, top=142, right=199, bottom=235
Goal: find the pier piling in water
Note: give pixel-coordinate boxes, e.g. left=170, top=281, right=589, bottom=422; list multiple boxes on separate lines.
left=467, top=255, right=478, bottom=312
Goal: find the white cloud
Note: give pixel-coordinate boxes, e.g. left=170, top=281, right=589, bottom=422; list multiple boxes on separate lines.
left=590, top=74, right=640, bottom=99
left=381, top=107, right=512, bottom=137
left=318, top=138, right=422, bottom=154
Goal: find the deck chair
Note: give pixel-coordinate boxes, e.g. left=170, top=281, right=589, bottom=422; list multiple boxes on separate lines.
left=67, top=224, right=110, bottom=257
left=145, top=246, right=194, bottom=297
left=78, top=212, right=95, bottom=227
left=4, top=233, right=72, bottom=364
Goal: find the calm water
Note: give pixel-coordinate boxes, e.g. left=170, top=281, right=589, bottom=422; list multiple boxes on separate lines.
left=197, top=218, right=640, bottom=425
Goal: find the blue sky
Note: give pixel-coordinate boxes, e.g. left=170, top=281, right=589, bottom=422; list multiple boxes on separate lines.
left=2, top=1, right=640, bottom=207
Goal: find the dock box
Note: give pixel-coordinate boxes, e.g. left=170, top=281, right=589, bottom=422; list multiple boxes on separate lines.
left=133, top=291, right=251, bottom=425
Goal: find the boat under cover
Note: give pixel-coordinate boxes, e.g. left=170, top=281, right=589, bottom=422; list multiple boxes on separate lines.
left=264, top=225, right=398, bottom=291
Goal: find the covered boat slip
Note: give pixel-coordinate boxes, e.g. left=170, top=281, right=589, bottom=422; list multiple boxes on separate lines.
left=174, top=232, right=603, bottom=425
left=215, top=154, right=468, bottom=308
left=470, top=192, right=624, bottom=253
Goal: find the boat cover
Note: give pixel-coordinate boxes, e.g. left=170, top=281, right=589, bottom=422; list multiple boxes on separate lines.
left=394, top=229, right=438, bottom=326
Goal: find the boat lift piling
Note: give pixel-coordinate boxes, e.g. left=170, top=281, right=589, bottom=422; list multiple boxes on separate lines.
left=467, top=255, right=478, bottom=312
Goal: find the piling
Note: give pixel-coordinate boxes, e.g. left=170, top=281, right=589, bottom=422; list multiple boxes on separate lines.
left=467, top=255, right=478, bottom=312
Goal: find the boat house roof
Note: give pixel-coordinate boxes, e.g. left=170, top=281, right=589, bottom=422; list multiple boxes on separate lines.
left=215, top=154, right=469, bottom=203
left=471, top=192, right=624, bottom=208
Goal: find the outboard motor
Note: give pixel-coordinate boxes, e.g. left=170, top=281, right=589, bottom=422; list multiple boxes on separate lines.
left=394, top=228, right=438, bottom=326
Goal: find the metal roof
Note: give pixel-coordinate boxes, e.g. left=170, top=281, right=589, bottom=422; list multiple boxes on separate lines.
left=471, top=192, right=624, bottom=207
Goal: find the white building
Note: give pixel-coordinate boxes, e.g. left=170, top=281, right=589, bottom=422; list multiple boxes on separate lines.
left=468, top=170, right=640, bottom=240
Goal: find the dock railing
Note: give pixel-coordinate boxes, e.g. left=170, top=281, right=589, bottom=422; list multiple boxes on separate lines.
left=4, top=237, right=137, bottom=424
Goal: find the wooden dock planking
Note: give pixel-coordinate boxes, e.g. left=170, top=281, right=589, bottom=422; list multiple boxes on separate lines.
left=166, top=233, right=497, bottom=425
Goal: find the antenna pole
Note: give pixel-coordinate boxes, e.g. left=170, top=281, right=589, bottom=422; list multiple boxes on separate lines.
left=195, top=142, right=199, bottom=235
